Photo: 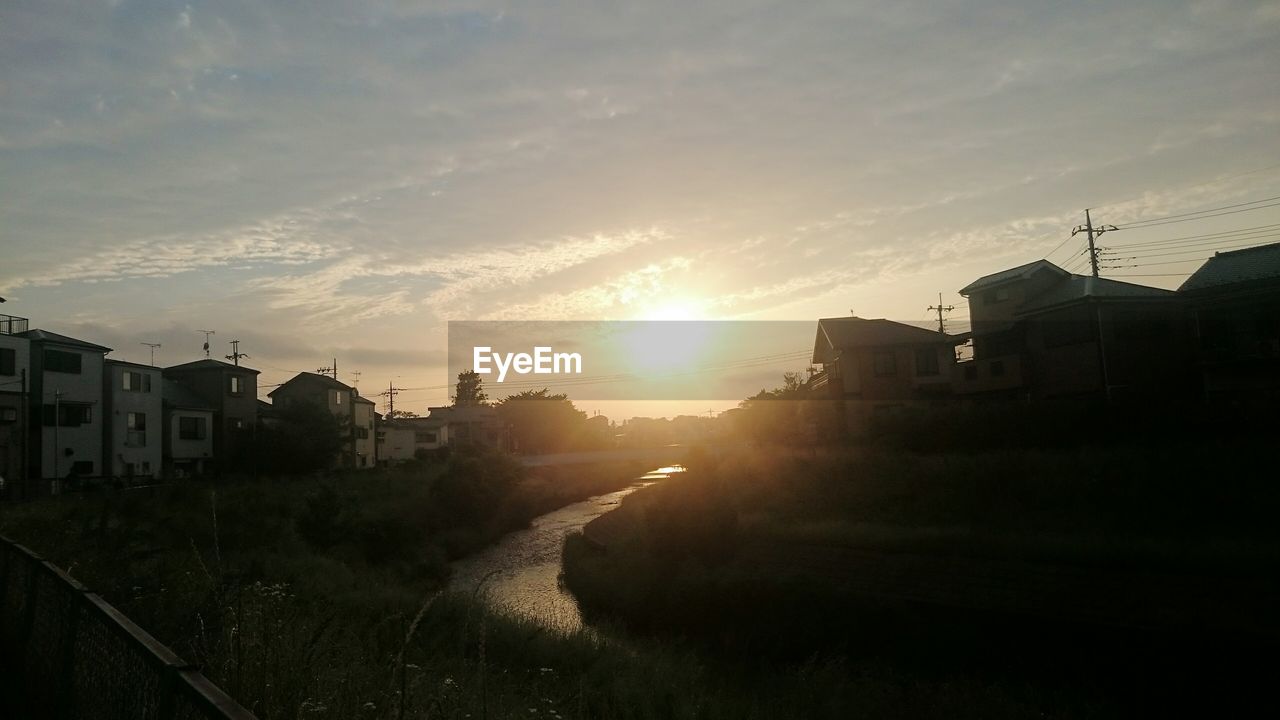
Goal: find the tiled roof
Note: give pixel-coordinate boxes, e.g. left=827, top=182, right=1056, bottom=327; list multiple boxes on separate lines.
left=1016, top=275, right=1176, bottom=315
left=266, top=371, right=352, bottom=397
left=18, top=328, right=112, bottom=352
left=1178, top=242, right=1280, bottom=292
left=813, top=317, right=953, bottom=363
left=959, top=259, right=1068, bottom=296
left=165, top=358, right=260, bottom=374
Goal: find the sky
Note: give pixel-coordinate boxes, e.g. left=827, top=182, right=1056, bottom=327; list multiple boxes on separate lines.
left=3, top=0, right=1280, bottom=418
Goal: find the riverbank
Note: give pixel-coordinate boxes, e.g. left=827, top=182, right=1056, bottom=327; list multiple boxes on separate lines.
left=562, top=442, right=1280, bottom=716
left=0, top=451, right=652, bottom=718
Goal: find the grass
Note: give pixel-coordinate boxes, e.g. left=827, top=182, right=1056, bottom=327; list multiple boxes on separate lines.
left=562, top=439, right=1280, bottom=716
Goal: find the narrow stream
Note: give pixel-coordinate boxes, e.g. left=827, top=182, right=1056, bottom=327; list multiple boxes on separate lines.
left=448, top=465, right=685, bottom=632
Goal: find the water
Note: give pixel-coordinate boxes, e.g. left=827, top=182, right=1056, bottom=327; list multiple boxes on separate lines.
left=448, top=466, right=686, bottom=631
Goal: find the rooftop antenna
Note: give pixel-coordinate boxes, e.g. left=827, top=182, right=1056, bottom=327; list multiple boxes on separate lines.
left=349, top=370, right=362, bottom=390
left=141, top=342, right=162, bottom=366
left=226, top=340, right=249, bottom=366
left=199, top=330, right=216, bottom=358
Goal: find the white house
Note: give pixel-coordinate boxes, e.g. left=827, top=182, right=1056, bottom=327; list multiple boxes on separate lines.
left=162, top=378, right=214, bottom=477
left=104, top=359, right=163, bottom=480
left=20, top=329, right=111, bottom=489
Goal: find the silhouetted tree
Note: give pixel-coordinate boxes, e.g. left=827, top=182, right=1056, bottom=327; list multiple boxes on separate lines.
left=254, top=400, right=345, bottom=475
left=494, top=388, right=590, bottom=454
left=453, top=370, right=488, bottom=407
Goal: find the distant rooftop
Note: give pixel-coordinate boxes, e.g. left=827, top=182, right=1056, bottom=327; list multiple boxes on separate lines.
left=959, top=259, right=1069, bottom=296
left=813, top=317, right=954, bottom=364
left=266, top=371, right=353, bottom=397
left=1178, top=242, right=1280, bottom=293
left=165, top=358, right=260, bottom=374
left=1016, top=274, right=1176, bottom=315
left=18, top=328, right=112, bottom=353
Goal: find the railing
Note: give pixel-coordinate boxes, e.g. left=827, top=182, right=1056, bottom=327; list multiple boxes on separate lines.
left=0, top=535, right=256, bottom=720
left=0, top=313, right=29, bottom=336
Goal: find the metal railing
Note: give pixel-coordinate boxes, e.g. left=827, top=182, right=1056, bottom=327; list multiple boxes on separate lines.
left=0, top=535, right=256, bottom=720
left=0, top=313, right=29, bottom=335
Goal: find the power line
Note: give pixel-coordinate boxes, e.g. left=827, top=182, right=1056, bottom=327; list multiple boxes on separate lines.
left=1104, top=228, right=1280, bottom=253
left=1101, top=236, right=1280, bottom=261
left=1108, top=221, right=1280, bottom=246
left=1115, top=199, right=1280, bottom=230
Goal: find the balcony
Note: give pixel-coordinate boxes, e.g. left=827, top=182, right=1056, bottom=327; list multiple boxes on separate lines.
left=1, top=314, right=29, bottom=336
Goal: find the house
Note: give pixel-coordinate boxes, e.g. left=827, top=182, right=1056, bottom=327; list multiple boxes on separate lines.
left=1178, top=242, right=1280, bottom=409
left=378, top=415, right=449, bottom=464
left=0, top=314, right=31, bottom=498
left=957, top=260, right=1190, bottom=405
left=20, top=328, right=112, bottom=490
left=376, top=418, right=420, bottom=465
left=267, top=372, right=378, bottom=469
left=809, top=316, right=960, bottom=435
left=103, top=359, right=163, bottom=481
left=425, top=405, right=506, bottom=449
left=162, top=379, right=214, bottom=477
left=163, top=359, right=260, bottom=469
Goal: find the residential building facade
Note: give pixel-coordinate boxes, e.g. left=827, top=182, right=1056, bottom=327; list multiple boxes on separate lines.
left=21, top=329, right=111, bottom=488
left=162, top=379, right=215, bottom=477
left=163, top=359, right=260, bottom=469
left=103, top=359, right=163, bottom=480
left=0, top=315, right=31, bottom=498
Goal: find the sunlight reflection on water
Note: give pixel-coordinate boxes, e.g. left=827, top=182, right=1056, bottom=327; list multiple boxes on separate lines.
left=448, top=465, right=686, bottom=632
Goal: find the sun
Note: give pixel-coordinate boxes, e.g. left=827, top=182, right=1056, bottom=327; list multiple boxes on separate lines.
left=638, top=298, right=707, bottom=321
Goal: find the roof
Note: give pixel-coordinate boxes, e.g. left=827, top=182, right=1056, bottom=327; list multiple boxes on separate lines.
left=266, top=371, right=353, bottom=397
left=353, top=395, right=375, bottom=406
left=389, top=416, right=447, bottom=429
left=1178, top=242, right=1280, bottom=293
left=1015, top=275, right=1176, bottom=315
left=106, top=358, right=160, bottom=371
left=813, top=317, right=953, bottom=364
left=165, top=358, right=260, bottom=374
left=958, top=259, right=1069, bottom=296
left=18, top=329, right=112, bottom=353
left=162, top=378, right=214, bottom=410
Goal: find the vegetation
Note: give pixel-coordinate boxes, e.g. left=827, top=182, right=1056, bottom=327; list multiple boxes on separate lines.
left=0, top=453, right=657, bottom=719
left=452, top=370, right=488, bottom=407
left=563, top=442, right=1280, bottom=715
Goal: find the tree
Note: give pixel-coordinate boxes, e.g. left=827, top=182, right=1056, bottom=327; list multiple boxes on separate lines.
left=387, top=409, right=419, bottom=419
left=494, top=388, right=590, bottom=454
left=254, top=400, right=345, bottom=475
left=737, top=371, right=815, bottom=444
left=453, top=370, right=488, bottom=407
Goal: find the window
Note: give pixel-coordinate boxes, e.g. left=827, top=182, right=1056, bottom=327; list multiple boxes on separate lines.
left=332, top=390, right=344, bottom=405
left=44, top=349, right=82, bottom=374
left=355, top=427, right=369, bottom=439
left=0, top=407, right=17, bottom=423
left=872, top=351, right=897, bottom=377
left=964, top=364, right=978, bottom=381
left=69, top=460, right=94, bottom=476
left=0, top=347, right=15, bottom=376
left=990, top=360, right=1005, bottom=377
left=122, top=371, right=152, bottom=392
left=914, top=348, right=940, bottom=377
left=126, top=412, right=147, bottom=447
left=178, top=416, right=207, bottom=440
left=228, top=375, right=245, bottom=395
left=42, top=403, right=92, bottom=426
left=414, top=431, right=437, bottom=444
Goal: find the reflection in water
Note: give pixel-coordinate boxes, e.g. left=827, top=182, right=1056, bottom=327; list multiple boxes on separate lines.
left=448, top=465, right=685, bottom=632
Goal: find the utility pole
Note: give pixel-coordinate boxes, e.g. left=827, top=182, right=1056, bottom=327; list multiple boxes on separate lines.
left=315, top=358, right=338, bottom=380
left=226, top=340, right=249, bottom=366
left=1071, top=209, right=1118, bottom=278
left=927, top=293, right=955, bottom=335
left=199, top=330, right=216, bottom=359
left=141, top=342, right=161, bottom=366
left=380, top=380, right=400, bottom=416
left=52, top=389, right=62, bottom=485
